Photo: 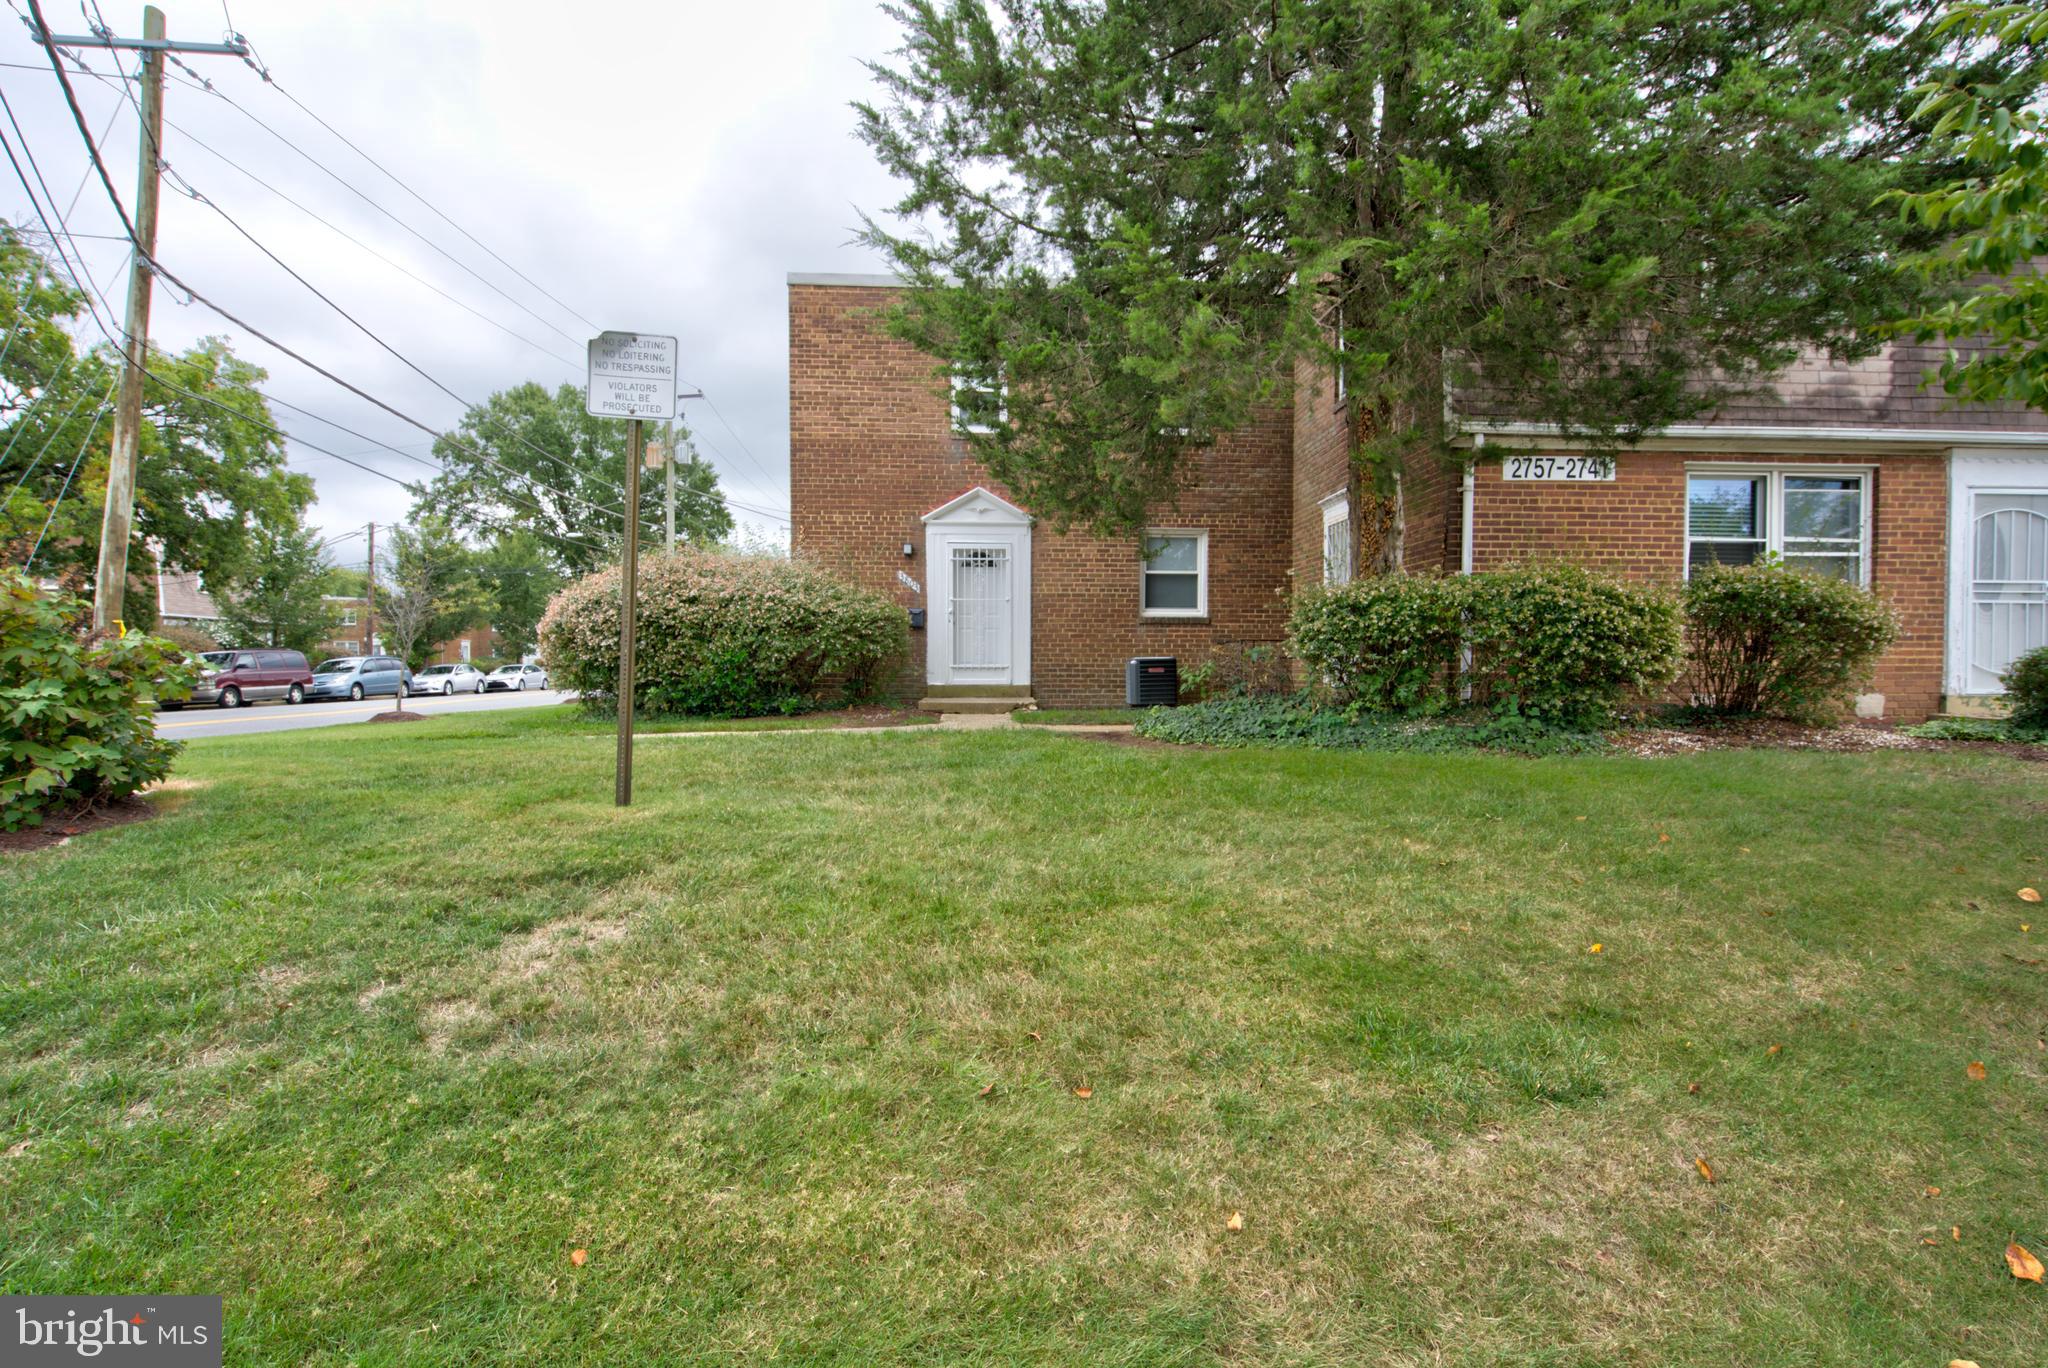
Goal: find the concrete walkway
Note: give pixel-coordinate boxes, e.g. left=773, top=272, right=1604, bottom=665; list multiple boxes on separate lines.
left=633, top=714, right=1134, bottom=740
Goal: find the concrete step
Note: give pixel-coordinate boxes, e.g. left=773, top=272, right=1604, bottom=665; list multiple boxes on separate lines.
left=917, top=695, right=1035, bottom=714
left=923, top=684, right=1035, bottom=699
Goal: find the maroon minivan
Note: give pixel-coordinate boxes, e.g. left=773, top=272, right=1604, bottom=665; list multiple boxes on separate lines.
left=184, top=648, right=315, bottom=709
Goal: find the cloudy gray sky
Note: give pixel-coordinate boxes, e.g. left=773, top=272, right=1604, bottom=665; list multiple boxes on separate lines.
left=2, top=0, right=911, bottom=564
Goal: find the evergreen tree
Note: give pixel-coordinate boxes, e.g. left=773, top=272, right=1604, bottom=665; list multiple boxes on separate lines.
left=857, top=0, right=2043, bottom=561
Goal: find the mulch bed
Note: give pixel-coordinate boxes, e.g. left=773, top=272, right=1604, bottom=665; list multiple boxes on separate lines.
left=0, top=796, right=158, bottom=855
left=368, top=710, right=431, bottom=724
left=1619, top=717, right=2048, bottom=763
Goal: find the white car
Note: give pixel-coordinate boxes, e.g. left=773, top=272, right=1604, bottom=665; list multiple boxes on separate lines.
left=484, top=663, right=549, bottom=692
left=409, top=662, right=489, bottom=696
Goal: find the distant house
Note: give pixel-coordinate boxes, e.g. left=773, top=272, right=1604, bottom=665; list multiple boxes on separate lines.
left=314, top=593, right=503, bottom=664
left=788, top=271, right=2048, bottom=720
left=152, top=554, right=223, bottom=638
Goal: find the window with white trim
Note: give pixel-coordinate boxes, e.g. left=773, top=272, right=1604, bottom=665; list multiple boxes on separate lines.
left=950, top=370, right=1006, bottom=435
left=1685, top=467, right=1871, bottom=585
left=1322, top=493, right=1352, bottom=585
left=1140, top=531, right=1208, bottom=617
left=459, top=638, right=472, bottom=661
left=340, top=608, right=358, bottom=626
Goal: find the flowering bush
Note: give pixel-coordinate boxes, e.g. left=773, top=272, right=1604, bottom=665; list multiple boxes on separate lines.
left=538, top=550, right=908, bottom=717
left=1462, top=565, right=1684, bottom=725
left=1682, top=562, right=1898, bottom=720
left=1, top=569, right=195, bottom=830
left=1288, top=575, right=1468, bottom=713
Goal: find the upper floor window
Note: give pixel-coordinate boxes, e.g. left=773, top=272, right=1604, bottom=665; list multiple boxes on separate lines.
left=1141, top=531, right=1208, bottom=618
left=950, top=370, right=1005, bottom=435
left=1686, top=467, right=1871, bottom=586
left=339, top=608, right=358, bottom=626
left=1321, top=493, right=1352, bottom=585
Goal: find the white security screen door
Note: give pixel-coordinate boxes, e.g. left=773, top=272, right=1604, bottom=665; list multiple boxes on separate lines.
left=1969, top=492, right=2048, bottom=692
left=922, top=486, right=1033, bottom=687
left=950, top=546, right=1011, bottom=675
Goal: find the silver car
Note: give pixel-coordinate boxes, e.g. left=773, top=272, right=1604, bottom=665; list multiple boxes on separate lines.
left=483, top=663, right=549, bottom=692
left=409, top=662, right=489, bottom=696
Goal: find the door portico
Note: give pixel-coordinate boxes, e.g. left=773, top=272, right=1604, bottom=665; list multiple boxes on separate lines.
left=922, top=486, right=1033, bottom=688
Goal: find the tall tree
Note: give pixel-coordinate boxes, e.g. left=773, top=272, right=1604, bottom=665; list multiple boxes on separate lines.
left=857, top=0, right=2044, bottom=560
left=0, top=225, right=307, bottom=607
left=1887, top=2, right=2048, bottom=411
left=414, top=382, right=732, bottom=575
left=377, top=518, right=489, bottom=669
left=471, top=530, right=562, bottom=659
left=216, top=515, right=339, bottom=657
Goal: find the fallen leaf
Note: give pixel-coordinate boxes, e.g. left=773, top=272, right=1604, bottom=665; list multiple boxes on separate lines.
left=978, top=1082, right=996, bottom=1099
left=1952, top=865, right=1968, bottom=875
left=1588, top=943, right=1603, bottom=954
left=2023, top=924, right=2032, bottom=933
left=1739, top=846, right=1752, bottom=853
left=1925, top=1185, right=1941, bottom=1197
left=1687, top=1082, right=1701, bottom=1095
left=1949, top=1359, right=1983, bottom=1368
left=1072, top=1085, right=1093, bottom=1099
left=1965, top=1060, right=1988, bottom=1081
left=1967, top=901, right=1983, bottom=911
left=2021, top=888, right=2043, bottom=903
left=1575, top=815, right=1587, bottom=822
left=1922, top=1237, right=1940, bottom=1246
left=1658, top=833, right=1671, bottom=843
left=1695, top=1156, right=1716, bottom=1183
left=1026, top=1031, right=1041, bottom=1041
left=1953, top=1226, right=1962, bottom=1242
left=2006, top=1242, right=2044, bottom=1282
left=569, top=1248, right=588, bottom=1267
left=1767, top=1043, right=1782, bottom=1056
left=1225, top=1210, right=1244, bottom=1231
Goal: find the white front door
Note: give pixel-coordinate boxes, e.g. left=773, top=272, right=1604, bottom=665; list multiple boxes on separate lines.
left=922, top=486, right=1033, bottom=687
left=1967, top=492, right=2048, bottom=693
left=1948, top=454, right=2048, bottom=697
left=948, top=545, right=1013, bottom=682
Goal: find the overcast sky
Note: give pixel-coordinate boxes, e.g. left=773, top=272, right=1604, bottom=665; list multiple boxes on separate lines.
left=2, top=0, right=911, bottom=565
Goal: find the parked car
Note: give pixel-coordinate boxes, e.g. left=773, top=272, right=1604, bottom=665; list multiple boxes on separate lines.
left=157, top=650, right=234, bottom=710
left=483, top=663, right=549, bottom=692
left=167, top=648, right=315, bottom=709
left=307, top=655, right=412, bottom=702
left=408, top=662, right=489, bottom=696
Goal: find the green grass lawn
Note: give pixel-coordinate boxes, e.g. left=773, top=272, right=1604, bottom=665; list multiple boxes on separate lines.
left=479, top=700, right=939, bottom=736
left=3, top=713, right=2045, bottom=1364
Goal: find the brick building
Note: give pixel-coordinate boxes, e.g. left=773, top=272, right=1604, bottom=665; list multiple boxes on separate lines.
left=789, top=272, right=2048, bottom=719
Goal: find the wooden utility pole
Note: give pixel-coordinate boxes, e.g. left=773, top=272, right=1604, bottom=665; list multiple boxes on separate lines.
left=616, top=419, right=643, bottom=807
left=30, top=6, right=249, bottom=632
left=362, top=521, right=376, bottom=655
left=89, top=5, right=163, bottom=633
left=664, top=436, right=676, bottom=553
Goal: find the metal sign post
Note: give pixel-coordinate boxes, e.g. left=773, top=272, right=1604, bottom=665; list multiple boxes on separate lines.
left=586, top=332, right=678, bottom=808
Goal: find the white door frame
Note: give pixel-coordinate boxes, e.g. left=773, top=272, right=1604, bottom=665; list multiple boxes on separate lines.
left=922, top=486, right=1032, bottom=687
left=1946, top=449, right=2048, bottom=698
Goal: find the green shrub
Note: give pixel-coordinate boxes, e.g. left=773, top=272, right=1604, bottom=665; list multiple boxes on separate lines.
left=1287, top=575, right=1468, bottom=713
left=539, top=550, right=908, bottom=718
left=2003, top=645, right=2048, bottom=730
left=1, top=569, right=196, bottom=830
left=1288, top=566, right=1680, bottom=725
left=1461, top=565, right=1683, bottom=726
left=1682, top=561, right=1899, bottom=720
left=1179, top=641, right=1290, bottom=701
left=1132, top=693, right=1608, bottom=755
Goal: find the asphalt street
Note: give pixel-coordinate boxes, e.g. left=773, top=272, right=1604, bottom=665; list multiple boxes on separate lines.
left=153, top=688, right=579, bottom=740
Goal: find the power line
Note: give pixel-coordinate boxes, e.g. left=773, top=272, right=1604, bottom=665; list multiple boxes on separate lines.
left=1, top=364, right=95, bottom=506
left=22, top=380, right=112, bottom=568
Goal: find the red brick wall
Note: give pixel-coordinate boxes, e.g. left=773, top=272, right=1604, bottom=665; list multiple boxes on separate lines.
left=1291, top=358, right=1351, bottom=588
left=791, top=281, right=1295, bottom=707
left=1468, top=451, right=1948, bottom=719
